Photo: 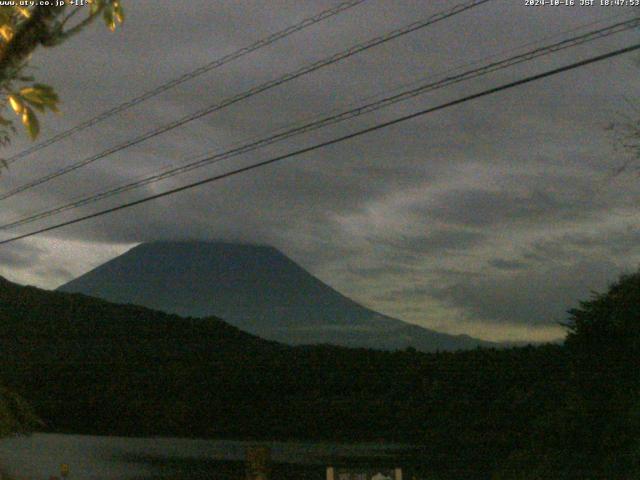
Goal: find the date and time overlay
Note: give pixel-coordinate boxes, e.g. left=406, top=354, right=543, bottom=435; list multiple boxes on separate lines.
left=526, top=0, right=638, bottom=6
left=0, top=0, right=637, bottom=8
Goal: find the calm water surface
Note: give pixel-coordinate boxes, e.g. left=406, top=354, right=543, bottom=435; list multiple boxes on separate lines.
left=0, top=433, right=412, bottom=480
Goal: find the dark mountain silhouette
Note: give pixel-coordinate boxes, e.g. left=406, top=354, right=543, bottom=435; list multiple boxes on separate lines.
left=0, top=273, right=566, bottom=478
left=0, top=274, right=280, bottom=436
left=58, top=241, right=493, bottom=351
left=2, top=269, right=634, bottom=477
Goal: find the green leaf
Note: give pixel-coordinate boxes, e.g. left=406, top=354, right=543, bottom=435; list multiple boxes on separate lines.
left=8, top=95, right=24, bottom=114
left=89, top=0, right=102, bottom=15
left=14, top=7, right=31, bottom=18
left=103, top=7, right=115, bottom=31
left=20, top=85, right=60, bottom=112
left=29, top=102, right=46, bottom=113
left=20, top=87, right=46, bottom=104
left=0, top=25, right=13, bottom=42
left=114, top=2, right=124, bottom=24
left=21, top=106, right=39, bottom=140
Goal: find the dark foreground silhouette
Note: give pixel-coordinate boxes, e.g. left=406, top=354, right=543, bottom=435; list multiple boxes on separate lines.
left=0, top=271, right=638, bottom=479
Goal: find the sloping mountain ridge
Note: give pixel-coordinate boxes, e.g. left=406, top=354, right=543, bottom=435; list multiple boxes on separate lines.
left=58, top=241, right=493, bottom=351
left=0, top=274, right=567, bottom=476
left=0, top=274, right=282, bottom=436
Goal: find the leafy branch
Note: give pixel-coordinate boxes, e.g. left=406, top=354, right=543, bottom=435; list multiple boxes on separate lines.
left=0, top=1, right=124, bottom=144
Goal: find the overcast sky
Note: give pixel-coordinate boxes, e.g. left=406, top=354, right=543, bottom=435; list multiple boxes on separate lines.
left=0, top=0, right=638, bottom=342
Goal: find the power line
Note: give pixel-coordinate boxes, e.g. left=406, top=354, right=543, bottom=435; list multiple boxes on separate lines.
left=1, top=42, right=637, bottom=247
left=2, top=0, right=369, bottom=166
left=2, top=16, right=638, bottom=231
left=0, top=13, right=627, bottom=230
left=3, top=17, right=637, bottom=230
left=0, top=0, right=493, bottom=202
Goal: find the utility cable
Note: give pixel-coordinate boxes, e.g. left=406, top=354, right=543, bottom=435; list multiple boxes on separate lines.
left=2, top=0, right=369, bottom=166
left=0, top=0, right=493, bottom=201
left=0, top=42, right=637, bottom=246
left=2, top=16, right=637, bottom=231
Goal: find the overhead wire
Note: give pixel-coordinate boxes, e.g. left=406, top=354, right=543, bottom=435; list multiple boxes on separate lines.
left=2, top=0, right=370, bottom=166
left=1, top=16, right=638, bottom=231
left=0, top=0, right=493, bottom=202
left=0, top=42, right=638, bottom=246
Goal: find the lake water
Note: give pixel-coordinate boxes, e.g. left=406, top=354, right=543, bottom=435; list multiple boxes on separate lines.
left=0, top=433, right=414, bottom=480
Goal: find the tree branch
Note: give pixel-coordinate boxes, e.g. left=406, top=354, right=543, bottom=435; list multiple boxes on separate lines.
left=0, top=6, right=64, bottom=82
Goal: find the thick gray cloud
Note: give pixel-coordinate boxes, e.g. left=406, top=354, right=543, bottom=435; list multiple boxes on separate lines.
left=488, top=259, right=528, bottom=271
left=431, top=260, right=621, bottom=326
left=426, top=187, right=586, bottom=227
left=522, top=228, right=640, bottom=264
left=0, top=0, right=639, bottom=341
left=376, top=230, right=487, bottom=258
left=0, top=243, right=44, bottom=269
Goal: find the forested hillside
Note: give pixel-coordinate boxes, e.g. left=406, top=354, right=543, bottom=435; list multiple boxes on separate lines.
left=1, top=273, right=638, bottom=479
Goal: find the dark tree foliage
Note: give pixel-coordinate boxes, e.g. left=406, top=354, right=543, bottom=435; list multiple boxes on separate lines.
left=3, top=273, right=638, bottom=478
left=0, top=275, right=567, bottom=479
left=496, top=271, right=640, bottom=479
left=564, top=271, right=640, bottom=478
